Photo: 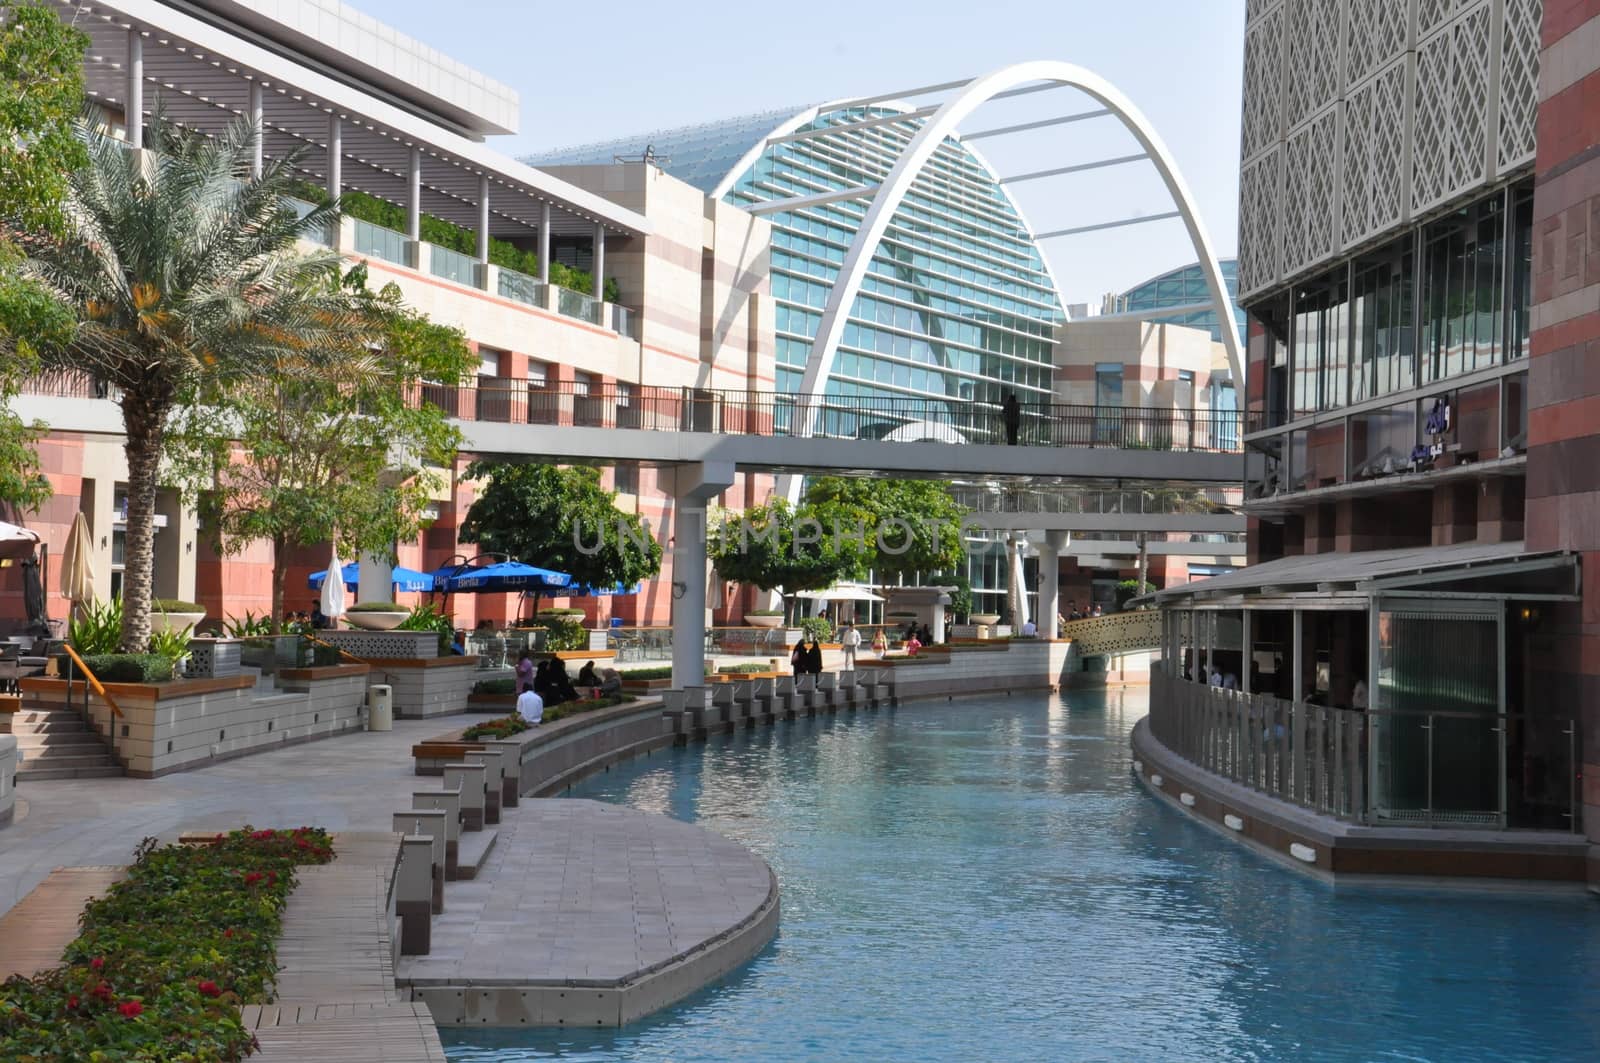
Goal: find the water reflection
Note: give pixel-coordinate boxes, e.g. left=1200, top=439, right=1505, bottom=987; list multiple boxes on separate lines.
left=447, top=689, right=1600, bottom=1063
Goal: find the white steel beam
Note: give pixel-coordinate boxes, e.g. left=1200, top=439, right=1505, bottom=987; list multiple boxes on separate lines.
left=1000, top=152, right=1146, bottom=185
left=744, top=184, right=881, bottom=216
left=963, top=109, right=1112, bottom=140
left=1035, top=211, right=1182, bottom=240
left=768, top=106, right=937, bottom=146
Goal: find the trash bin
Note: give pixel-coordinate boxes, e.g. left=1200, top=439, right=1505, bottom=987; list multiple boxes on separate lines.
left=367, top=684, right=393, bottom=731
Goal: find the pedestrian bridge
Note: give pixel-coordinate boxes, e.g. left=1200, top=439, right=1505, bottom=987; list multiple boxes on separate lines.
left=1060, top=610, right=1162, bottom=657
left=439, top=380, right=1244, bottom=485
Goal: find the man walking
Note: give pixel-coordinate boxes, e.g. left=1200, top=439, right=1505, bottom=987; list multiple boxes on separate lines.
left=840, top=621, right=861, bottom=671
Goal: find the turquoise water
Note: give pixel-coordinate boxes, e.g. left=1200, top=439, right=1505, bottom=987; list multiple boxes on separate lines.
left=444, top=690, right=1600, bottom=1062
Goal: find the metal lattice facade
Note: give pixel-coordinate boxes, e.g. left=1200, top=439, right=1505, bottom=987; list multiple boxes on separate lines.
left=1237, top=0, right=1543, bottom=301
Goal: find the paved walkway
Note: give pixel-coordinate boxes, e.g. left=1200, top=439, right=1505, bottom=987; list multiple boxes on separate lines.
left=0, top=865, right=122, bottom=979
left=398, top=799, right=773, bottom=986
left=0, top=721, right=442, bottom=920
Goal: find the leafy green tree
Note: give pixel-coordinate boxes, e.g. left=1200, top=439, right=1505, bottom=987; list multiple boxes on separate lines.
left=168, top=265, right=475, bottom=632
left=706, top=498, right=863, bottom=622
left=802, top=477, right=968, bottom=583
left=458, top=463, right=662, bottom=617
left=12, top=116, right=369, bottom=650
left=0, top=0, right=89, bottom=512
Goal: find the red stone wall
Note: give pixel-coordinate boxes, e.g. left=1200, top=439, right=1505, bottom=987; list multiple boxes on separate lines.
left=1523, top=0, right=1600, bottom=877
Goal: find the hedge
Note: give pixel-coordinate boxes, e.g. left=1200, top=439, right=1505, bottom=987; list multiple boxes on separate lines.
left=0, top=827, right=334, bottom=1061
left=461, top=715, right=529, bottom=741
left=471, top=677, right=518, bottom=696
left=542, top=692, right=635, bottom=724
left=69, top=653, right=175, bottom=684
left=347, top=601, right=404, bottom=612
left=150, top=599, right=204, bottom=613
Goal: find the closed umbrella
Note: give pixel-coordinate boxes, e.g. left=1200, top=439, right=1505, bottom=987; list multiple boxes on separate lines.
left=59, top=512, right=95, bottom=616
left=320, top=553, right=348, bottom=624
left=1007, top=535, right=1031, bottom=629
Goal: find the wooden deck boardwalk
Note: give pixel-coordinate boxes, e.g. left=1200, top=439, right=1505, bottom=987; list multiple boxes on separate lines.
left=0, top=865, right=122, bottom=981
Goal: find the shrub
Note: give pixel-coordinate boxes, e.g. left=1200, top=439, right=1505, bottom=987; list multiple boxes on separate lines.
left=397, top=601, right=454, bottom=655
left=0, top=827, right=333, bottom=1061
left=68, top=598, right=123, bottom=655
left=462, top=715, right=529, bottom=741
left=542, top=693, right=635, bottom=725
left=347, top=600, right=404, bottom=612
left=147, top=625, right=193, bottom=666
left=224, top=611, right=274, bottom=637
left=536, top=607, right=585, bottom=618
left=541, top=616, right=588, bottom=652
left=744, top=609, right=783, bottom=617
left=619, top=666, right=673, bottom=681
left=71, top=653, right=175, bottom=683
left=1113, top=579, right=1156, bottom=611
left=799, top=616, right=833, bottom=643
left=151, top=599, right=204, bottom=613
left=471, top=677, right=517, bottom=696
left=717, top=662, right=768, bottom=674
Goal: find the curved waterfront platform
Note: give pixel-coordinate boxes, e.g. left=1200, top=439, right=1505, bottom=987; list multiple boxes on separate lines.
left=1131, top=717, right=1589, bottom=888
left=397, top=799, right=779, bottom=1027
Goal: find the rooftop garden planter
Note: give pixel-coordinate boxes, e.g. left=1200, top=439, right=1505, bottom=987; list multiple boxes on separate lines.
left=745, top=613, right=784, bottom=628
left=151, top=599, right=206, bottom=636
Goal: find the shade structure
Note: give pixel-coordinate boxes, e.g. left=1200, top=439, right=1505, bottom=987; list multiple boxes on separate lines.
left=59, top=512, right=94, bottom=608
left=441, top=560, right=572, bottom=593
left=320, top=553, right=348, bottom=621
left=0, top=519, right=40, bottom=562
left=795, top=585, right=885, bottom=602
left=309, top=562, right=434, bottom=592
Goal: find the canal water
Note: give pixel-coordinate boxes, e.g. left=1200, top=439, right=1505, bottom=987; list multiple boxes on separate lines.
left=444, top=689, right=1600, bottom=1062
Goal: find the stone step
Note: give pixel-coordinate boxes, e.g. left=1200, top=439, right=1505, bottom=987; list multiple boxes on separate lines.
left=454, top=828, right=498, bottom=881
left=13, top=732, right=106, bottom=751
left=9, top=716, right=91, bottom=734
left=15, top=764, right=124, bottom=781
left=17, top=750, right=120, bottom=770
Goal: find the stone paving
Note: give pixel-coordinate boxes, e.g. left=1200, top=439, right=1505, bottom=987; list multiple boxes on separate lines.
left=0, top=720, right=446, bottom=919
left=397, top=799, right=775, bottom=987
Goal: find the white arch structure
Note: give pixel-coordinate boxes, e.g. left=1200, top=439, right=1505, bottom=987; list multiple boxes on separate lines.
left=756, top=60, right=1243, bottom=449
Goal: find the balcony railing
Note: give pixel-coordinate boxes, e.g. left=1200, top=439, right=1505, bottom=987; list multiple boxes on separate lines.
left=609, top=304, right=639, bottom=340
left=424, top=379, right=1245, bottom=453
left=1147, top=668, right=1579, bottom=831
left=429, top=244, right=478, bottom=286
left=351, top=218, right=407, bottom=265
left=556, top=286, right=601, bottom=325
left=498, top=268, right=544, bottom=307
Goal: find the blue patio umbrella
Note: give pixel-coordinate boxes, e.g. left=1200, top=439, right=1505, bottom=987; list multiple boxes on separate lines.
left=441, top=560, right=572, bottom=593
left=308, top=562, right=435, bottom=592
left=568, top=582, right=641, bottom=596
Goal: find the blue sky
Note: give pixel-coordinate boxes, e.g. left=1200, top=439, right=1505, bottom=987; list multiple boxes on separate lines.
left=366, top=0, right=1247, bottom=303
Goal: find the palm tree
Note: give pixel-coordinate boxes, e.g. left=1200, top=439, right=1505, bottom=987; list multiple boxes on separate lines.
left=13, top=116, right=369, bottom=651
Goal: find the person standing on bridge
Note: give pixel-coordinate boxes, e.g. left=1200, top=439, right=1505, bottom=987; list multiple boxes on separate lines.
left=1002, top=391, right=1021, bottom=445
left=840, top=621, right=861, bottom=671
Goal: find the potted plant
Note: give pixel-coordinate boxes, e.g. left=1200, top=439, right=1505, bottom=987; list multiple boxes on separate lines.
left=151, top=599, right=207, bottom=636
left=745, top=609, right=784, bottom=628
left=345, top=601, right=410, bottom=630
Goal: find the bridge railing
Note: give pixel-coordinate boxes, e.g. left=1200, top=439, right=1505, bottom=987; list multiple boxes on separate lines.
left=419, top=379, right=1244, bottom=453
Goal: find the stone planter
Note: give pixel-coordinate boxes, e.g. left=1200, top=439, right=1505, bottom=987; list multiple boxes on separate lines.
left=970, top=613, right=1001, bottom=625
left=345, top=610, right=409, bottom=631
left=153, top=610, right=206, bottom=635
left=744, top=615, right=783, bottom=628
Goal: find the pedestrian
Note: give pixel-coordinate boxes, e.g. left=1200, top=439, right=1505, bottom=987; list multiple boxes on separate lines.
left=1090, top=602, right=1103, bottom=617
left=872, top=628, right=889, bottom=658
left=516, top=683, right=544, bottom=725
left=906, top=631, right=923, bottom=657
left=1068, top=600, right=1082, bottom=620
left=515, top=649, right=535, bottom=694
left=1002, top=391, right=1021, bottom=445
left=840, top=621, right=861, bottom=671
left=790, top=636, right=807, bottom=677
left=805, top=637, right=824, bottom=675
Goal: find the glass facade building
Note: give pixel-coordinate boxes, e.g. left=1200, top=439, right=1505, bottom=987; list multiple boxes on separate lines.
left=1112, top=259, right=1246, bottom=345
left=529, top=105, right=1064, bottom=437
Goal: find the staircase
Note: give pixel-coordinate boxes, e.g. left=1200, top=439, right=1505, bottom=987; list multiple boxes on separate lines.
left=1, top=697, right=124, bottom=780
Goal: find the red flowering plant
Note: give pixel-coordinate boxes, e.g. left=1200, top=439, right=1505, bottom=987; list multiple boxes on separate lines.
left=0, top=827, right=334, bottom=1060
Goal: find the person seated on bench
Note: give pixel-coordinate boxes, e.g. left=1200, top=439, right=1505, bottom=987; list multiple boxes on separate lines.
left=576, top=660, right=599, bottom=691
left=516, top=683, right=544, bottom=725
left=598, top=668, right=623, bottom=697
left=552, top=659, right=580, bottom=702
left=532, top=659, right=561, bottom=706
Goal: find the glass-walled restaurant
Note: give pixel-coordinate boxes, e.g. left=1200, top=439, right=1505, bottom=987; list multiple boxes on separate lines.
left=1147, top=544, right=1582, bottom=833
left=1245, top=181, right=1532, bottom=500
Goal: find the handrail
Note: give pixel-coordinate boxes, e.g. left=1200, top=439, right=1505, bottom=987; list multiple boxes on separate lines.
left=299, top=632, right=366, bottom=666
left=58, top=642, right=124, bottom=719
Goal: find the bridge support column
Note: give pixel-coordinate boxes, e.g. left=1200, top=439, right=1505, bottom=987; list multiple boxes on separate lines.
left=357, top=550, right=394, bottom=606
left=670, top=462, right=736, bottom=690
left=1038, top=531, right=1068, bottom=639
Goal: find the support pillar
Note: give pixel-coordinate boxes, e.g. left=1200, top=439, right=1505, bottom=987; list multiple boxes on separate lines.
left=248, top=80, right=263, bottom=177
left=538, top=202, right=551, bottom=285
left=356, top=550, right=393, bottom=606
left=670, top=462, right=736, bottom=689
left=592, top=222, right=606, bottom=304
left=1038, top=530, right=1067, bottom=639
left=326, top=114, right=342, bottom=201
left=1241, top=609, right=1253, bottom=694
left=126, top=30, right=143, bottom=149
left=406, top=146, right=422, bottom=268
left=1291, top=610, right=1304, bottom=702
left=477, top=175, right=491, bottom=263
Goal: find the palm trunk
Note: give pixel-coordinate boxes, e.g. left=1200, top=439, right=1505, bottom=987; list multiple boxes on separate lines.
left=1136, top=532, right=1149, bottom=601
left=119, top=389, right=169, bottom=653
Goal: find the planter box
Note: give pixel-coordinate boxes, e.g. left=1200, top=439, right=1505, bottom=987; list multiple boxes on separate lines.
left=345, top=611, right=409, bottom=631
left=186, top=637, right=243, bottom=678
left=323, top=629, right=438, bottom=660
left=153, top=611, right=206, bottom=635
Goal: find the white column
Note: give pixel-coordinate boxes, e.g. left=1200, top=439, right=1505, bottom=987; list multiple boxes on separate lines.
left=670, top=462, right=736, bottom=689
left=248, top=80, right=264, bottom=177
left=476, top=174, right=491, bottom=262
left=1241, top=609, right=1253, bottom=694
left=592, top=222, right=606, bottom=303
left=407, top=147, right=422, bottom=241
left=356, top=550, right=393, bottom=606
left=1038, top=530, right=1068, bottom=639
left=326, top=113, right=341, bottom=201
left=1291, top=610, right=1304, bottom=702
left=538, top=202, right=551, bottom=285
left=126, top=30, right=144, bottom=149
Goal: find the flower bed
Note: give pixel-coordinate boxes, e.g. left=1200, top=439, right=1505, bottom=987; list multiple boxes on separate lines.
left=461, top=715, right=530, bottom=741
left=0, top=827, right=334, bottom=1061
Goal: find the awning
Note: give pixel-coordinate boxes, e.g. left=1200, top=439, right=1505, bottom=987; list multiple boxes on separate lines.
left=795, top=585, right=885, bottom=602
left=1154, top=541, right=1575, bottom=605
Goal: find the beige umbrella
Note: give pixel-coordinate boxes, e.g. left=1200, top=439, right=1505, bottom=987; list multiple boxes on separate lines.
left=59, top=512, right=96, bottom=616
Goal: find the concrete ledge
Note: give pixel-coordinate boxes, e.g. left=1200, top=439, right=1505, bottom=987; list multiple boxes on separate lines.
left=1131, top=718, right=1589, bottom=887
left=0, top=735, right=15, bottom=828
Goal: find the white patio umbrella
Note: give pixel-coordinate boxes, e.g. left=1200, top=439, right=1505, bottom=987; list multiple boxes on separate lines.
left=0, top=519, right=40, bottom=561
left=794, top=585, right=885, bottom=602
left=319, top=552, right=348, bottom=623
left=58, top=512, right=95, bottom=616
